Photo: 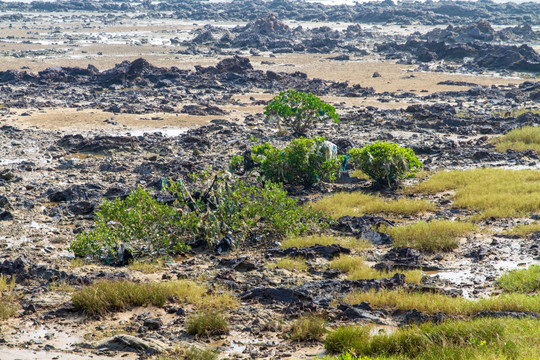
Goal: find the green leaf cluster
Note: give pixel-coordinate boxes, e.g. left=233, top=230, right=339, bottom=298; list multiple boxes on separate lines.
left=348, top=141, right=421, bottom=187
left=264, top=89, right=339, bottom=133
left=70, top=172, right=322, bottom=262
left=251, top=136, right=341, bottom=186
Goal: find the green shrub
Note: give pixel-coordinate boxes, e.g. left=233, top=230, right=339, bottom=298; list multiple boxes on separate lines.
left=251, top=136, right=341, bottom=186
left=348, top=142, right=421, bottom=187
left=264, top=89, right=339, bottom=133
left=70, top=171, right=323, bottom=261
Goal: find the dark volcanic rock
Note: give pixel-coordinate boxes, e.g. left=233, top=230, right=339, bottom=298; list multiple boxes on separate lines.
left=331, top=215, right=394, bottom=245
left=267, top=244, right=351, bottom=260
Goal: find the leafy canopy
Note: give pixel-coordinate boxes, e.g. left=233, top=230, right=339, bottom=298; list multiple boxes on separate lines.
left=264, top=89, right=339, bottom=133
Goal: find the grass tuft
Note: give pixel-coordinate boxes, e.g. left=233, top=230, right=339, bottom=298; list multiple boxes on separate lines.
left=343, top=288, right=540, bottom=315
left=408, top=168, right=540, bottom=219
left=269, top=256, right=308, bottom=272
left=498, top=265, right=540, bottom=294
left=324, top=325, right=372, bottom=355
left=72, top=280, right=237, bottom=316
left=281, top=235, right=371, bottom=252
left=156, top=346, right=219, bottom=360
left=382, top=220, right=476, bottom=252
left=310, top=192, right=435, bottom=218
left=289, top=315, right=327, bottom=342
left=330, top=255, right=423, bottom=284
left=0, top=275, right=17, bottom=320
left=506, top=221, right=540, bottom=236
left=128, top=258, right=165, bottom=274
left=325, top=318, right=540, bottom=359
left=186, top=310, right=229, bottom=337
left=492, top=126, right=540, bottom=154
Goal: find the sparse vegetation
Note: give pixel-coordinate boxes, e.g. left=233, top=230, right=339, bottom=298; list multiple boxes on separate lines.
left=281, top=235, right=371, bottom=252
left=156, top=346, right=219, bottom=360
left=330, top=255, right=422, bottom=284
left=492, top=126, right=540, bottom=154
left=506, top=221, right=540, bottom=236
left=498, top=265, right=540, bottom=293
left=348, top=142, right=422, bottom=188
left=128, top=258, right=165, bottom=273
left=493, top=108, right=540, bottom=118
left=343, top=289, right=540, bottom=315
left=264, top=89, right=339, bottom=133
left=289, top=315, right=327, bottom=341
left=269, top=256, right=308, bottom=272
left=324, top=318, right=540, bottom=359
left=310, top=192, right=435, bottom=218
left=382, top=220, right=477, bottom=252
left=186, top=310, right=229, bottom=337
left=72, top=280, right=237, bottom=316
left=0, top=275, right=17, bottom=320
left=251, top=137, right=341, bottom=186
left=71, top=171, right=323, bottom=262
left=408, top=168, right=540, bottom=219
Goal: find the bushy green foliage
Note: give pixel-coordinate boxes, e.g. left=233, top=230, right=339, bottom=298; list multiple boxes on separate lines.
left=70, top=187, right=190, bottom=262
left=264, top=89, right=339, bottom=133
left=70, top=171, right=322, bottom=261
left=348, top=141, right=421, bottom=187
left=251, top=136, right=341, bottom=186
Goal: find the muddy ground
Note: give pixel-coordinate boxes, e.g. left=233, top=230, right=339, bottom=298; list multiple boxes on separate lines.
left=0, top=2, right=539, bottom=360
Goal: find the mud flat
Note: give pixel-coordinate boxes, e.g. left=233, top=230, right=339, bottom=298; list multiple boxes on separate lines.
left=0, top=1, right=539, bottom=360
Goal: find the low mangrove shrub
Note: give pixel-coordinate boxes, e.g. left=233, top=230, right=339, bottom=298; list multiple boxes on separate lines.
left=70, top=171, right=322, bottom=262
left=265, top=89, right=339, bottom=133
left=250, top=136, right=341, bottom=186
left=348, top=141, right=421, bottom=187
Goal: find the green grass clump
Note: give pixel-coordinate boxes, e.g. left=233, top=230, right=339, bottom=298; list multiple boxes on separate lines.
left=382, top=220, right=476, bottom=252
left=0, top=275, right=17, bottom=320
left=72, top=280, right=237, bottom=316
left=269, top=256, right=308, bottom=272
left=325, top=325, right=372, bottom=355
left=289, top=315, right=327, bottom=341
left=498, top=265, right=540, bottom=294
left=330, top=255, right=423, bottom=284
left=343, top=289, right=540, bottom=315
left=310, top=192, right=435, bottom=218
left=156, top=346, right=219, bottom=360
left=186, top=310, right=229, bottom=337
left=506, top=221, right=540, bottom=236
left=281, top=235, right=371, bottom=251
left=409, top=168, right=540, bottom=219
left=493, top=126, right=540, bottom=154
left=325, top=318, right=540, bottom=359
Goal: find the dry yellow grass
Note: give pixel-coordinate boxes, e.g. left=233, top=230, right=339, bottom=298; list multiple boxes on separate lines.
left=309, top=192, right=435, bottom=218
left=343, top=289, right=540, bottom=315
left=408, top=168, right=540, bottom=219
left=330, top=255, right=423, bottom=284
left=492, top=126, right=540, bottom=154
left=382, top=220, right=476, bottom=252
left=0, top=275, right=17, bottom=320
left=506, top=221, right=540, bottom=236
left=72, top=280, right=238, bottom=316
left=281, top=235, right=371, bottom=252
left=128, top=258, right=165, bottom=274
left=269, top=257, right=308, bottom=272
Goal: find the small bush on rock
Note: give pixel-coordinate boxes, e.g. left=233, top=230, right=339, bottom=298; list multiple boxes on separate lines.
left=251, top=136, right=341, bottom=186
left=348, top=141, right=421, bottom=188
left=265, top=89, right=339, bottom=133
